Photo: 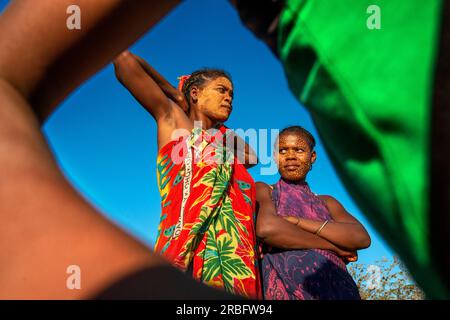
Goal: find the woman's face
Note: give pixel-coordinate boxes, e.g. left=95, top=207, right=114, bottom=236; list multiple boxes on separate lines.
left=275, top=133, right=316, bottom=182
left=194, top=76, right=233, bottom=122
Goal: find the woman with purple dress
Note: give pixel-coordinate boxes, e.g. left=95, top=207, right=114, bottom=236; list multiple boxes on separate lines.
left=256, top=126, right=371, bottom=300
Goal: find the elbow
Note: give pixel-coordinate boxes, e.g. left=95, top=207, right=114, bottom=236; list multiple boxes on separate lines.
left=174, top=93, right=185, bottom=105
left=344, top=224, right=371, bottom=250
left=114, top=50, right=133, bottom=65
left=113, top=51, right=138, bottom=81
left=360, top=234, right=371, bottom=249
left=256, top=219, right=275, bottom=240
left=359, top=227, right=371, bottom=249
left=340, top=230, right=371, bottom=251
left=255, top=223, right=266, bottom=239
left=353, top=231, right=371, bottom=250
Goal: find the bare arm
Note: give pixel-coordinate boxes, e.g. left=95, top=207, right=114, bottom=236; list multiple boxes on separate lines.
left=283, top=195, right=371, bottom=251
left=0, top=0, right=223, bottom=299
left=131, top=53, right=189, bottom=113
left=113, top=51, right=193, bottom=149
left=0, top=0, right=181, bottom=122
left=113, top=51, right=176, bottom=121
left=255, top=182, right=352, bottom=256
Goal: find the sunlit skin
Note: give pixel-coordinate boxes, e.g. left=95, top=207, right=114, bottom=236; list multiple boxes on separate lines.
left=278, top=132, right=370, bottom=258
left=113, top=54, right=257, bottom=166
left=274, top=133, right=316, bottom=183
left=0, top=0, right=236, bottom=300
left=189, top=77, right=234, bottom=126
left=256, top=131, right=370, bottom=263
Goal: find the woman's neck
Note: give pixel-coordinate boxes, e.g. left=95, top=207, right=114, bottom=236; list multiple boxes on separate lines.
left=281, top=177, right=307, bottom=185
left=188, top=109, right=217, bottom=130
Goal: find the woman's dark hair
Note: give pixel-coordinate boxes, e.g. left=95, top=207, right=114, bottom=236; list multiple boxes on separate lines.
left=278, top=126, right=316, bottom=150
left=181, top=69, right=232, bottom=105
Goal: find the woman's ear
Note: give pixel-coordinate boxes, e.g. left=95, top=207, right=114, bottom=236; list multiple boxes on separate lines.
left=190, top=86, right=199, bottom=104
left=311, top=150, right=317, bottom=164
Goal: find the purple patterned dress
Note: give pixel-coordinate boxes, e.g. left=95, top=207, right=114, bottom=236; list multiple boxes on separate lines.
left=261, top=179, right=360, bottom=300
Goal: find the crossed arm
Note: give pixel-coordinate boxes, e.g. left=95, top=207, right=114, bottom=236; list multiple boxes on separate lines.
left=255, top=182, right=370, bottom=261
left=283, top=195, right=371, bottom=252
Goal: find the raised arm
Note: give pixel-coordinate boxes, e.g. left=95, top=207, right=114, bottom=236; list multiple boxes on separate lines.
left=0, top=0, right=181, bottom=122
left=113, top=51, right=176, bottom=121
left=255, top=182, right=351, bottom=256
left=283, top=195, right=371, bottom=251
left=131, top=53, right=189, bottom=113
left=114, top=51, right=194, bottom=149
left=0, top=0, right=227, bottom=299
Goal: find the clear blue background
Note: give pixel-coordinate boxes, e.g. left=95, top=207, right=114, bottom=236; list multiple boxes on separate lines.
left=0, top=0, right=394, bottom=265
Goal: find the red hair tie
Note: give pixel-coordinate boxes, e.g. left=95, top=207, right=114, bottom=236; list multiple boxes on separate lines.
left=177, top=75, right=191, bottom=92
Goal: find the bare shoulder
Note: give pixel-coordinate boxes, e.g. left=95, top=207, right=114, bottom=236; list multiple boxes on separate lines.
left=255, top=181, right=270, bottom=190
left=318, top=194, right=335, bottom=203
left=255, top=182, right=272, bottom=201
left=318, top=194, right=358, bottom=223
left=318, top=195, right=345, bottom=210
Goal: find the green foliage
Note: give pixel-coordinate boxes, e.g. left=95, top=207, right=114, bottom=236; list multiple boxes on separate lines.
left=347, top=256, right=426, bottom=300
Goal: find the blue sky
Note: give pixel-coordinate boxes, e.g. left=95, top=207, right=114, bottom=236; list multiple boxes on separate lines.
left=1, top=0, right=394, bottom=265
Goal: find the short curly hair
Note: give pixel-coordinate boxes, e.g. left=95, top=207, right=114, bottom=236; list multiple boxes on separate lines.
left=277, top=126, right=316, bottom=151
left=181, top=69, right=232, bottom=105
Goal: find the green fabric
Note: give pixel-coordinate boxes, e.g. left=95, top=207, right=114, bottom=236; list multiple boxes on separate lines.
left=278, top=0, right=447, bottom=298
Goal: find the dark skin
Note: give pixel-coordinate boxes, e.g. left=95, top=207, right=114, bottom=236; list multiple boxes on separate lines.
left=256, top=132, right=371, bottom=261
left=113, top=51, right=257, bottom=167
left=0, top=0, right=365, bottom=300
left=0, top=0, right=237, bottom=299
left=256, top=182, right=357, bottom=258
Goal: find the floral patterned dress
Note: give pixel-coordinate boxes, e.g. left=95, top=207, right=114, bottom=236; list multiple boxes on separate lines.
left=154, top=125, right=261, bottom=299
